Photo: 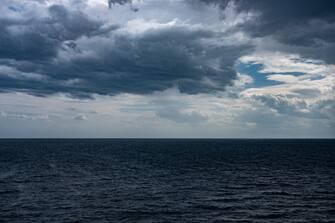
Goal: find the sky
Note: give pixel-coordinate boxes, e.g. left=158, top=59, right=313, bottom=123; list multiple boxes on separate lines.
left=0, top=0, right=334, bottom=138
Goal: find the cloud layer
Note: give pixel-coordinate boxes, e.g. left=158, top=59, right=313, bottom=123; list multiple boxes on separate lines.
left=199, top=0, right=335, bottom=63
left=0, top=0, right=252, bottom=97
left=0, top=0, right=334, bottom=137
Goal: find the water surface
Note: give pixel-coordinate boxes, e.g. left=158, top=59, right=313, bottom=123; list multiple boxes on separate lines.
left=0, top=139, right=334, bottom=222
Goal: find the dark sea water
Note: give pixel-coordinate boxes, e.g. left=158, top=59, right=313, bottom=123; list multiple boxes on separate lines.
left=0, top=139, right=335, bottom=222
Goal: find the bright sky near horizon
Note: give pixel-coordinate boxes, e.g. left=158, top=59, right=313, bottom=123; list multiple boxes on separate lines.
left=0, top=0, right=334, bottom=138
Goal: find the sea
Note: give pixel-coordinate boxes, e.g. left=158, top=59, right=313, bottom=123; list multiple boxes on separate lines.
left=0, top=139, right=334, bottom=222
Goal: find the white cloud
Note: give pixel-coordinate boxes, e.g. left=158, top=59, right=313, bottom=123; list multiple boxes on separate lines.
left=266, top=74, right=299, bottom=83
left=239, top=52, right=335, bottom=121
left=240, top=52, right=327, bottom=75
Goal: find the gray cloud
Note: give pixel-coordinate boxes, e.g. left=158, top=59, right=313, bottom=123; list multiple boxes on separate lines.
left=251, top=95, right=335, bottom=120
left=108, top=0, right=133, bottom=6
left=51, top=30, right=249, bottom=96
left=0, top=2, right=251, bottom=97
left=1, top=0, right=333, bottom=100
left=0, top=5, right=106, bottom=62
left=198, top=0, right=335, bottom=34
left=198, top=0, right=335, bottom=63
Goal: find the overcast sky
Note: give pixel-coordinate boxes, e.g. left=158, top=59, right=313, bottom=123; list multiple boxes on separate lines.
left=0, top=0, right=334, bottom=138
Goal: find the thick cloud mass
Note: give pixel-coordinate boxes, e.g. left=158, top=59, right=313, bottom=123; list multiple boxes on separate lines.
left=0, top=1, right=251, bottom=97
left=49, top=27, right=249, bottom=96
left=199, top=0, right=335, bottom=63
left=0, top=0, right=334, bottom=104
left=0, top=5, right=104, bottom=61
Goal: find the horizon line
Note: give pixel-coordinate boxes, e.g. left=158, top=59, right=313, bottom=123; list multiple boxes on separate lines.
left=0, top=138, right=334, bottom=140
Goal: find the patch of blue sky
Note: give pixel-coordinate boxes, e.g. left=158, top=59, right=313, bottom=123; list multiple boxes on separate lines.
left=235, top=62, right=279, bottom=88
left=235, top=62, right=312, bottom=88
left=271, top=72, right=305, bottom=76
left=310, top=75, right=325, bottom=81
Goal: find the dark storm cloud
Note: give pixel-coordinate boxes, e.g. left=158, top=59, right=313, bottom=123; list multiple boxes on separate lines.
left=197, top=0, right=335, bottom=63
left=238, top=0, right=335, bottom=64
left=107, top=0, right=138, bottom=11
left=232, top=0, right=334, bottom=35
left=108, top=0, right=133, bottom=5
left=0, top=1, right=251, bottom=97
left=198, top=0, right=335, bottom=34
left=0, top=24, right=250, bottom=97
left=0, top=5, right=107, bottom=61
